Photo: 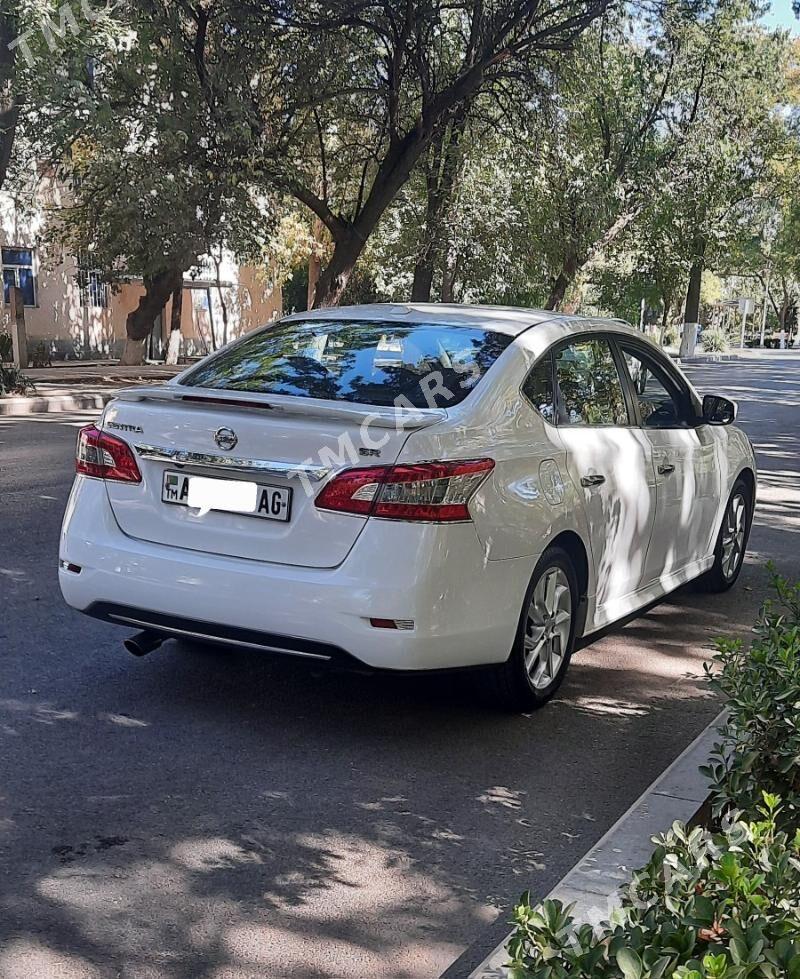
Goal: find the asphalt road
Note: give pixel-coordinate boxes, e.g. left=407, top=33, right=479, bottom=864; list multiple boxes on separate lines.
left=1, top=352, right=799, bottom=979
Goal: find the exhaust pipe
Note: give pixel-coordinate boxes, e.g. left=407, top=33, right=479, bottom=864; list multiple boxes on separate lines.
left=124, top=630, right=165, bottom=657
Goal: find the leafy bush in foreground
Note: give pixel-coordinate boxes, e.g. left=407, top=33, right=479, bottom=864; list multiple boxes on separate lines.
left=703, top=572, right=800, bottom=829
left=509, top=578, right=800, bottom=978
left=509, top=796, right=800, bottom=979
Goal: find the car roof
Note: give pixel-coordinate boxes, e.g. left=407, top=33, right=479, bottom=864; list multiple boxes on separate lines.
left=281, top=302, right=628, bottom=338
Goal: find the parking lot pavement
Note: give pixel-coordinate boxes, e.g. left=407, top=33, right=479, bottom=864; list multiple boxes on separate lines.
left=1, top=354, right=798, bottom=979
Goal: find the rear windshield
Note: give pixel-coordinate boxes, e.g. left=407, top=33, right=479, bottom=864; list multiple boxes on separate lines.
left=180, top=319, right=513, bottom=408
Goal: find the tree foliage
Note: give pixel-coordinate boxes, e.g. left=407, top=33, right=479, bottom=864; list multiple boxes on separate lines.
left=4, top=0, right=800, bottom=362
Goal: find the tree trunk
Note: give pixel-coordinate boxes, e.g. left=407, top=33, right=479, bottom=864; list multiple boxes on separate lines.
left=440, top=248, right=458, bottom=302
left=165, top=282, right=183, bottom=365
left=411, top=111, right=468, bottom=303
left=213, top=252, right=229, bottom=346
left=119, top=338, right=148, bottom=366
left=546, top=255, right=579, bottom=311
left=307, top=252, right=322, bottom=309
left=121, top=268, right=183, bottom=365
left=544, top=210, right=640, bottom=312
left=310, top=104, right=474, bottom=308
left=0, top=7, right=19, bottom=192
left=307, top=216, right=324, bottom=309
left=411, top=258, right=436, bottom=303
left=684, top=258, right=703, bottom=325
left=312, top=233, right=367, bottom=309
left=680, top=240, right=706, bottom=359
left=658, top=297, right=671, bottom=346
left=777, top=277, right=789, bottom=334
left=411, top=142, right=444, bottom=302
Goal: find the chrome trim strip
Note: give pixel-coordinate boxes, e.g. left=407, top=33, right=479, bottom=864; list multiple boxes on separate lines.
left=108, top=614, right=332, bottom=660
left=133, top=444, right=331, bottom=482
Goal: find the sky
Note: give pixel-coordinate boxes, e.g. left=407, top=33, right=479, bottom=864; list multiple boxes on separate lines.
left=761, top=0, right=800, bottom=33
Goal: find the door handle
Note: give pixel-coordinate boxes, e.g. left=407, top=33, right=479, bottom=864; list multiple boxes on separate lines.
left=580, top=474, right=606, bottom=487
left=658, top=462, right=676, bottom=475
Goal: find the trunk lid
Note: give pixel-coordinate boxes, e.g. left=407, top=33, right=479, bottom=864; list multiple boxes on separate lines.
left=102, top=385, right=444, bottom=568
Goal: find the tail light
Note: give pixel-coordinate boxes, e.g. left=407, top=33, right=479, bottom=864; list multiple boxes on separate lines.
left=315, top=458, right=494, bottom=522
left=76, top=425, right=142, bottom=483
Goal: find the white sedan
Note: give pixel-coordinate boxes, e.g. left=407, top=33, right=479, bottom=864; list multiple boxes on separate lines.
left=59, top=304, right=756, bottom=710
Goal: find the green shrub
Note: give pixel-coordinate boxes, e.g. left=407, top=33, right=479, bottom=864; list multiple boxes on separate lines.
left=663, top=325, right=680, bottom=347
left=509, top=580, right=800, bottom=978
left=508, top=795, right=800, bottom=979
left=702, top=326, right=730, bottom=353
left=702, top=572, right=800, bottom=829
left=0, top=364, right=34, bottom=395
left=0, top=331, right=11, bottom=362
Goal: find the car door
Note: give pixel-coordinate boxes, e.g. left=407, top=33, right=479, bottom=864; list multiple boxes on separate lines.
left=612, top=338, right=722, bottom=581
left=552, top=335, right=658, bottom=623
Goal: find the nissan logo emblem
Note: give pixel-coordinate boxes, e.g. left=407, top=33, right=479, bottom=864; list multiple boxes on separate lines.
left=214, top=427, right=238, bottom=451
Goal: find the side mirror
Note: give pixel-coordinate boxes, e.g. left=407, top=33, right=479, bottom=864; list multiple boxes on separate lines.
left=702, top=393, right=737, bottom=426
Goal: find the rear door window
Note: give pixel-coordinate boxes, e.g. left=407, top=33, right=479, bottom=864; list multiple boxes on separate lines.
left=521, top=353, right=555, bottom=422
left=181, top=319, right=513, bottom=409
left=553, top=338, right=629, bottom=426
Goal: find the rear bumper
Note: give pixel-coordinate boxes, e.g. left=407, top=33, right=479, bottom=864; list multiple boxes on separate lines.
left=82, top=602, right=367, bottom=668
left=59, top=478, right=533, bottom=670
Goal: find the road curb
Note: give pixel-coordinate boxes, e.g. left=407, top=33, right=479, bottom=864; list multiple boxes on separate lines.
left=0, top=391, right=114, bottom=416
left=678, top=354, right=743, bottom=364
left=457, top=710, right=724, bottom=979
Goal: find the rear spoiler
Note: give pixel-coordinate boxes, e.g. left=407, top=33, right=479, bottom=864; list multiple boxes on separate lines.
left=112, top=385, right=448, bottom=430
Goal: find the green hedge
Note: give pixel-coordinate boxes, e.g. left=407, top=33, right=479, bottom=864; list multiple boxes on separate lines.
left=0, top=364, right=34, bottom=395
left=703, top=572, right=800, bottom=829
left=508, top=576, right=800, bottom=979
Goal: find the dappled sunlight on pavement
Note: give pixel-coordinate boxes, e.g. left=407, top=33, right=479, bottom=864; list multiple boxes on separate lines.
left=0, top=408, right=101, bottom=430
left=12, top=831, right=469, bottom=979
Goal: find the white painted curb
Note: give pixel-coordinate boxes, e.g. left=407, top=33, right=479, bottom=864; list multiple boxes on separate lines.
left=0, top=391, right=113, bottom=416
left=467, top=711, right=724, bottom=979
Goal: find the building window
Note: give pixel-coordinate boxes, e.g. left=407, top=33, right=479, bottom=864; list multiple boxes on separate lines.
left=2, top=247, right=36, bottom=307
left=77, top=256, right=109, bottom=308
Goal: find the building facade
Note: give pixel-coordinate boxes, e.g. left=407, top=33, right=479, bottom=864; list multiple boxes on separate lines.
left=0, top=183, right=282, bottom=362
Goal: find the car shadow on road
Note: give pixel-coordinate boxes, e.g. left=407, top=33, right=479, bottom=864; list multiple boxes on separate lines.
left=0, top=568, right=763, bottom=979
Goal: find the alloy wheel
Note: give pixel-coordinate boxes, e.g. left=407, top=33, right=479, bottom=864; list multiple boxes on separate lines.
left=524, top=566, right=573, bottom=690
left=721, top=493, right=747, bottom=580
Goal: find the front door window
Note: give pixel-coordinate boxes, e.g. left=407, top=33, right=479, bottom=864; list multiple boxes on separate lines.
left=617, top=344, right=693, bottom=428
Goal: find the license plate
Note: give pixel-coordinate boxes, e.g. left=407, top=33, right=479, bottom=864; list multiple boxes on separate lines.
left=161, top=471, right=292, bottom=522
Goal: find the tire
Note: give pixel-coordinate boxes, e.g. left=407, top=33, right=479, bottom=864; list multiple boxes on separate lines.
left=696, top=478, right=752, bottom=593
left=485, top=546, right=579, bottom=712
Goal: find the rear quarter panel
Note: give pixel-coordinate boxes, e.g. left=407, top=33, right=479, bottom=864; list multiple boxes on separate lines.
left=397, top=339, right=594, bottom=565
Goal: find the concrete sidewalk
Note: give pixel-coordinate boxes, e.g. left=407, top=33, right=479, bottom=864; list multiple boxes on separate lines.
left=0, top=364, right=182, bottom=415
left=24, top=362, right=184, bottom=384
